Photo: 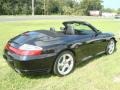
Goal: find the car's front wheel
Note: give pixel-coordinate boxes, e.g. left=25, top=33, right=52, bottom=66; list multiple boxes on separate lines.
left=53, top=51, right=75, bottom=76
left=106, top=39, right=116, bottom=55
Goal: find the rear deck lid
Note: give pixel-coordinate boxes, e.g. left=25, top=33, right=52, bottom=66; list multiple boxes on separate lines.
left=10, top=31, right=54, bottom=45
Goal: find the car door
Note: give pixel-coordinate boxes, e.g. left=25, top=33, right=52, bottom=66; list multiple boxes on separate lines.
left=75, top=34, right=94, bottom=61
left=73, top=23, right=105, bottom=61
left=80, top=25, right=108, bottom=57
left=89, top=33, right=108, bottom=55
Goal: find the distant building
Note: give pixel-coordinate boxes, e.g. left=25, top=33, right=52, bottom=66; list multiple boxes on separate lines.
left=102, top=12, right=117, bottom=17
left=89, top=10, right=100, bottom=16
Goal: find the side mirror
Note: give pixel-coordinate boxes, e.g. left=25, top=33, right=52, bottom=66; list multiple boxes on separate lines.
left=95, top=30, right=102, bottom=36
left=97, top=30, right=102, bottom=34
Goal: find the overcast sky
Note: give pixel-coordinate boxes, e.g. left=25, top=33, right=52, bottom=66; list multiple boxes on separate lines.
left=103, top=0, right=119, bottom=9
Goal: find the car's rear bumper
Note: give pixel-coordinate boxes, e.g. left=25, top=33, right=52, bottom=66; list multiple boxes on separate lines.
left=3, top=51, right=56, bottom=75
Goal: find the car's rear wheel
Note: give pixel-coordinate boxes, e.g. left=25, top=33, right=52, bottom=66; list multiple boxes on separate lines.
left=53, top=51, right=75, bottom=76
left=106, top=39, right=116, bottom=55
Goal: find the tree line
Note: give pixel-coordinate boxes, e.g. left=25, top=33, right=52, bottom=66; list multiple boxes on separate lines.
left=0, top=0, right=119, bottom=15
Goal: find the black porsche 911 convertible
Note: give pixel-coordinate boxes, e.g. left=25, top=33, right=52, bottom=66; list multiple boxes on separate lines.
left=3, top=21, right=117, bottom=76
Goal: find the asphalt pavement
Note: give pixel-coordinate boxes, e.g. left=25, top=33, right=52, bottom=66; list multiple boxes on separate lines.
left=0, top=15, right=116, bottom=22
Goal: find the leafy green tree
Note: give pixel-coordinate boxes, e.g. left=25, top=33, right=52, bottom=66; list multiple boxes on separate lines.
left=0, top=0, right=103, bottom=15
left=0, top=0, right=31, bottom=15
left=80, top=0, right=103, bottom=15
left=117, top=8, right=120, bottom=14
left=103, top=8, right=116, bottom=13
left=47, top=0, right=61, bottom=15
left=35, top=0, right=43, bottom=15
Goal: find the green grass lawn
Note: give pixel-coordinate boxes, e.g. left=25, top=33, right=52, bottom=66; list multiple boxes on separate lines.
left=0, top=19, right=120, bottom=90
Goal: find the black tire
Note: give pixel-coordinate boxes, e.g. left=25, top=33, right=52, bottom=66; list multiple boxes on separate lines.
left=53, top=51, right=75, bottom=76
left=106, top=39, right=116, bottom=55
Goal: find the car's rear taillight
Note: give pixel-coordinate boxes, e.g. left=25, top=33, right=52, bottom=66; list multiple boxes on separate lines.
left=5, top=44, right=43, bottom=56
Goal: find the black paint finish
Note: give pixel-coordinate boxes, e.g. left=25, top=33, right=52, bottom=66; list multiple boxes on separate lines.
left=3, top=21, right=117, bottom=74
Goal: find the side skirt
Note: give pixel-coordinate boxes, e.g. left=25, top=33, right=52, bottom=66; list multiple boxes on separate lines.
left=81, top=56, right=93, bottom=61
left=96, top=51, right=105, bottom=56
left=81, top=51, right=105, bottom=62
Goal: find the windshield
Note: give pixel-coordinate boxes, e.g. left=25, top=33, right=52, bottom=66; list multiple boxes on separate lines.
left=66, top=23, right=96, bottom=35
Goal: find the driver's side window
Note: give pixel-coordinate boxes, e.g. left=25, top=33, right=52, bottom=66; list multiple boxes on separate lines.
left=73, top=23, right=95, bottom=35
